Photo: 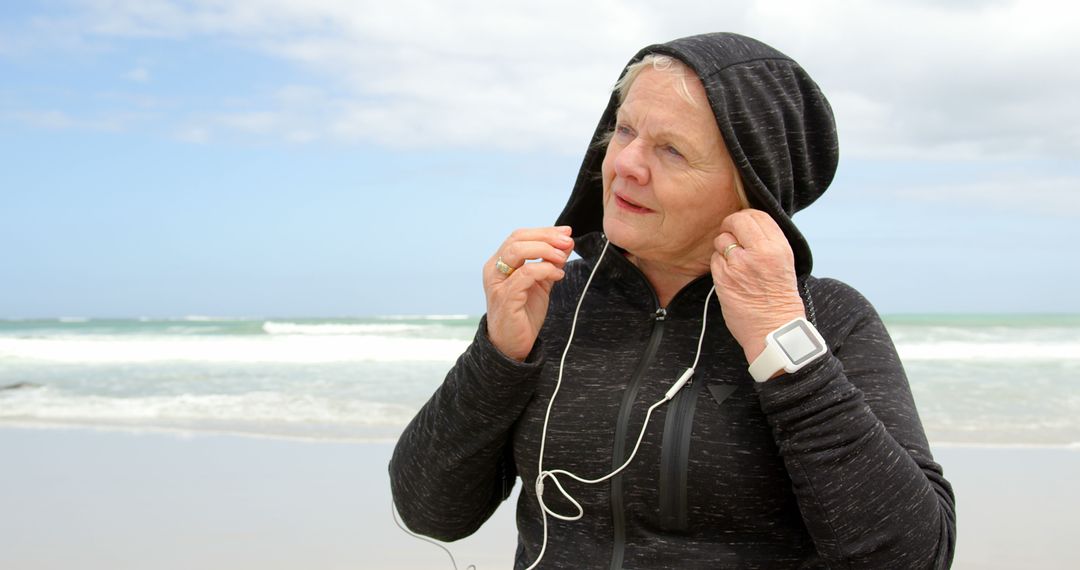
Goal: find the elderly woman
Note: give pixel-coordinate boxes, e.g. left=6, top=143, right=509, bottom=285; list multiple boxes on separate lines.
left=391, top=33, right=956, bottom=569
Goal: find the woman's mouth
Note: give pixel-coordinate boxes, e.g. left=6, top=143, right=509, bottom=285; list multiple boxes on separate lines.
left=614, top=192, right=653, bottom=214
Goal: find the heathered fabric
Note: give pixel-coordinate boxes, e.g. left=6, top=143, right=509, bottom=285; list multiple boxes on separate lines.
left=556, top=32, right=838, bottom=276
left=390, top=32, right=955, bottom=569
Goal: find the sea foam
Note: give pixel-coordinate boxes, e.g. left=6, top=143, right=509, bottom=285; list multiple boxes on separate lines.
left=897, top=340, right=1080, bottom=361
left=0, top=335, right=468, bottom=363
left=0, top=388, right=416, bottom=441
left=261, top=321, right=426, bottom=335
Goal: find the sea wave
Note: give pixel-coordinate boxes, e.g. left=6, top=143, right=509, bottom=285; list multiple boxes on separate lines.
left=897, top=341, right=1080, bottom=361
left=172, top=315, right=256, bottom=322
left=261, top=321, right=426, bottom=335
left=0, top=335, right=468, bottom=363
left=375, top=314, right=472, bottom=321
left=0, top=389, right=413, bottom=425
left=928, top=441, right=1080, bottom=450
left=0, top=388, right=415, bottom=441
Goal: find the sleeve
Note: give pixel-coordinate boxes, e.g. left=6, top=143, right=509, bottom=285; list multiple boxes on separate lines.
left=753, top=281, right=957, bottom=570
left=389, top=315, right=544, bottom=541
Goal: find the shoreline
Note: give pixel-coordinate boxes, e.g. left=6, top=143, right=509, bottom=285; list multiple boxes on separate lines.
left=1, top=425, right=1077, bottom=569
left=4, top=419, right=1079, bottom=449
left=0, top=418, right=406, bottom=445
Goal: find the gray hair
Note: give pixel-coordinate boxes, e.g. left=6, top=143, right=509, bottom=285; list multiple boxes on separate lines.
left=614, top=54, right=698, bottom=106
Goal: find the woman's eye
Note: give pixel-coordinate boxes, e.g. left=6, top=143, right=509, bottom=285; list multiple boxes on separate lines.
left=663, top=145, right=684, bottom=159
left=615, top=125, right=635, bottom=139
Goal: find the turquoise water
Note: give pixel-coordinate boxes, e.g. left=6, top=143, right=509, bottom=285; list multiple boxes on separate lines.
left=1, top=315, right=1077, bottom=445
left=886, top=314, right=1080, bottom=445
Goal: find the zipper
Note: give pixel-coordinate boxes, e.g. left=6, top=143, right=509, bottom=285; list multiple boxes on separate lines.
left=659, top=376, right=704, bottom=531
left=608, top=306, right=666, bottom=570
left=603, top=244, right=713, bottom=569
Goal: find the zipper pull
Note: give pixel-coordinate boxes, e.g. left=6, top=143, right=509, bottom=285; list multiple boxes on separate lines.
left=654, top=308, right=667, bottom=321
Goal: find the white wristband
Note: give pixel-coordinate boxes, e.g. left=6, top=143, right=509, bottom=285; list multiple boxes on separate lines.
left=748, top=318, right=827, bottom=382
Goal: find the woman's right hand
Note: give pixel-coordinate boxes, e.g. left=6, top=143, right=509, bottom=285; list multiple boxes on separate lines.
left=484, top=226, right=574, bottom=361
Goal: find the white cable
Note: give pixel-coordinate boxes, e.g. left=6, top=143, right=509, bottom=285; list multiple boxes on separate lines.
left=524, top=247, right=717, bottom=570
left=524, top=238, right=612, bottom=569
left=692, top=285, right=717, bottom=371
left=391, top=500, right=477, bottom=570
left=392, top=239, right=719, bottom=570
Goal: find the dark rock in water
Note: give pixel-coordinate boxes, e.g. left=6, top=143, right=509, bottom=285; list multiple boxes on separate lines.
left=0, top=382, right=41, bottom=391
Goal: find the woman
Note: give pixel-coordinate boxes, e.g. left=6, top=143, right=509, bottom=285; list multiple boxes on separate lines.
left=391, top=32, right=956, bottom=569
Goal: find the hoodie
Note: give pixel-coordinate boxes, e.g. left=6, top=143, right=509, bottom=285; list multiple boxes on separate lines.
left=557, top=32, right=838, bottom=277
left=391, top=33, right=956, bottom=569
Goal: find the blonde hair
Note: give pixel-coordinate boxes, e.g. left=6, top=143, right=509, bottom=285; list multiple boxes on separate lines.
left=600, top=54, right=750, bottom=209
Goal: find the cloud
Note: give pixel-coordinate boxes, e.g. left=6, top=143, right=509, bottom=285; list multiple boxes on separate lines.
left=216, top=111, right=278, bottom=134
left=740, top=0, right=1080, bottom=160
left=13, top=0, right=1080, bottom=159
left=9, top=109, right=77, bottom=129
left=125, top=66, right=150, bottom=82
left=893, top=173, right=1080, bottom=218
left=174, top=125, right=211, bottom=143
left=3, top=109, right=145, bottom=132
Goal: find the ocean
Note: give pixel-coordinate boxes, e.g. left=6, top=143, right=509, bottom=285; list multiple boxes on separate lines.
left=1, top=314, right=1078, bottom=446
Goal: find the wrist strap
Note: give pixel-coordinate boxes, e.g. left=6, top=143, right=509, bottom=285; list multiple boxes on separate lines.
left=748, top=342, right=785, bottom=382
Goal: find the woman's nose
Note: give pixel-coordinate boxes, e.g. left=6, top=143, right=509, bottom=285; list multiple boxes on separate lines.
left=613, top=139, right=650, bottom=187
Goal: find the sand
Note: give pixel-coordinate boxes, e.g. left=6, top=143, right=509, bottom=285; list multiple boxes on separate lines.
left=0, top=427, right=1076, bottom=569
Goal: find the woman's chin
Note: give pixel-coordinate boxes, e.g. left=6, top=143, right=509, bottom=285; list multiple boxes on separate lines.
left=602, top=217, right=644, bottom=254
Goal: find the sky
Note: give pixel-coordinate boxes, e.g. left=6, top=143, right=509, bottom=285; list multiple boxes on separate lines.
left=2, top=0, right=1078, bottom=317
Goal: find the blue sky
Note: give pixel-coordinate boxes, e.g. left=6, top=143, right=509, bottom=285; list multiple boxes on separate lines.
left=2, top=0, right=1078, bottom=317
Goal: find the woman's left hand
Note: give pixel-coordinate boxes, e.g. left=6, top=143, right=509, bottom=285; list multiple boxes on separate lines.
left=711, top=209, right=807, bottom=364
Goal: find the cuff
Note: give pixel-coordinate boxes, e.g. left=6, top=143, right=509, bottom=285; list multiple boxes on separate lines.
left=467, top=315, right=546, bottom=383
left=752, top=354, right=852, bottom=416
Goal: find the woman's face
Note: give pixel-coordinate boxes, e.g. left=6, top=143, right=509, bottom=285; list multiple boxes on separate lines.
left=601, top=65, right=743, bottom=270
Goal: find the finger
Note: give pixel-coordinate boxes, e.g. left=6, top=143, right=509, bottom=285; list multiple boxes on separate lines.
left=721, top=208, right=790, bottom=247
left=710, top=250, right=726, bottom=275
left=497, top=240, right=570, bottom=270
left=713, top=231, right=738, bottom=251
left=720, top=210, right=769, bottom=246
left=502, top=261, right=566, bottom=291
left=710, top=250, right=736, bottom=293
left=737, top=210, right=795, bottom=265
left=726, top=209, right=787, bottom=250
left=742, top=209, right=787, bottom=244
left=503, top=226, right=574, bottom=252
left=713, top=232, right=745, bottom=263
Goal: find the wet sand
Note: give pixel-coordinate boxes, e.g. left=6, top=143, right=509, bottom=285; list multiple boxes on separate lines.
left=0, top=427, right=1075, bottom=569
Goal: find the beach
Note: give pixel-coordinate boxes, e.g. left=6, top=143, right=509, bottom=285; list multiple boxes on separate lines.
left=2, top=315, right=1078, bottom=567
left=0, top=427, right=1076, bottom=569
left=0, top=427, right=517, bottom=570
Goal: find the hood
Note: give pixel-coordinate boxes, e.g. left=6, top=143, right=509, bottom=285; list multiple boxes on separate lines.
left=555, top=32, right=838, bottom=276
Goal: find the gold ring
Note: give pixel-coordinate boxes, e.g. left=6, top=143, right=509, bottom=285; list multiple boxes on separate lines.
left=495, top=257, right=516, bottom=276
left=722, top=242, right=742, bottom=260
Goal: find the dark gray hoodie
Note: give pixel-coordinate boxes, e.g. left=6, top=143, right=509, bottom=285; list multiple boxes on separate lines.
left=557, top=32, right=838, bottom=277
left=391, top=33, right=955, bottom=570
